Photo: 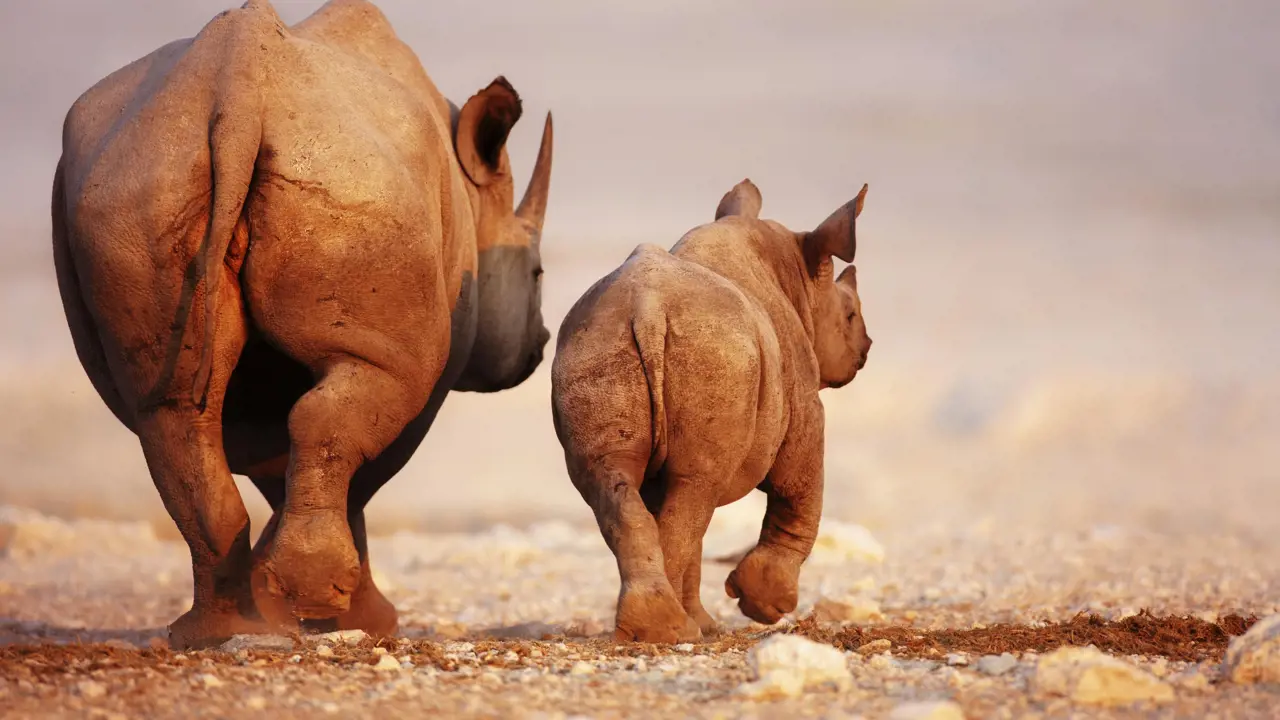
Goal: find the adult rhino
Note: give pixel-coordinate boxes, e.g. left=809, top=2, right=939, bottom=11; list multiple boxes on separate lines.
left=51, top=0, right=554, bottom=649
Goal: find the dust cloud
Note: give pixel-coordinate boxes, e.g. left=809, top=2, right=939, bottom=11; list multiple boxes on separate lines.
left=1, top=1, right=1277, bottom=540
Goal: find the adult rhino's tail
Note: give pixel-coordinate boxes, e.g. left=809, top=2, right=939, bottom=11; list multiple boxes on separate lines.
left=190, top=2, right=276, bottom=408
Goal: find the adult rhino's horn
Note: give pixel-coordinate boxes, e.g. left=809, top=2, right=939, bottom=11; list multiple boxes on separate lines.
left=516, top=112, right=554, bottom=237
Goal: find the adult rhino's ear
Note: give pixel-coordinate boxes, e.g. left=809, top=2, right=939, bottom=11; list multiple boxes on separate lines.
left=715, top=178, right=763, bottom=220
left=456, top=76, right=523, bottom=187
left=803, top=183, right=868, bottom=266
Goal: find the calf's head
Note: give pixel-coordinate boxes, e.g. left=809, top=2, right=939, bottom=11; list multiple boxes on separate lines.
left=718, top=180, right=872, bottom=389
left=451, top=77, right=554, bottom=392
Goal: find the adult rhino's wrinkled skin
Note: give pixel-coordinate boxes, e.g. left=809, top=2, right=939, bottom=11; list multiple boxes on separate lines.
left=551, top=179, right=872, bottom=643
left=51, top=0, right=554, bottom=649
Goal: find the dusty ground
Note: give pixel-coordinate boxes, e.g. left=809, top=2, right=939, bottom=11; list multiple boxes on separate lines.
left=2, top=503, right=1279, bottom=719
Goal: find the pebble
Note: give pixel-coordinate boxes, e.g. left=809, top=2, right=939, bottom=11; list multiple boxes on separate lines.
left=975, top=653, right=1018, bottom=676
left=674, top=643, right=694, bottom=653
left=813, top=596, right=883, bottom=624
left=220, top=634, right=295, bottom=654
left=373, top=654, right=403, bottom=672
left=945, top=653, right=968, bottom=666
left=808, top=521, right=885, bottom=565
left=76, top=680, right=107, bottom=699
left=315, top=644, right=334, bottom=658
left=1224, top=613, right=1280, bottom=684
left=312, top=629, right=367, bottom=646
left=735, top=634, right=852, bottom=699
left=196, top=674, right=223, bottom=689
left=1033, top=646, right=1173, bottom=706
left=857, top=639, right=892, bottom=655
left=569, top=661, right=595, bottom=676
left=888, top=700, right=966, bottom=720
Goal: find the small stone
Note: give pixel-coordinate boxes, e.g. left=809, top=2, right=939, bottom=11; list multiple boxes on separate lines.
left=288, top=655, right=302, bottom=663
left=197, top=673, right=223, bottom=688
left=813, top=596, right=883, bottom=624
left=808, top=521, right=885, bottom=565
left=1224, top=613, right=1280, bottom=684
left=569, top=661, right=595, bottom=675
left=674, top=643, right=694, bottom=653
left=889, top=700, right=966, bottom=720
left=76, top=680, right=107, bottom=699
left=372, top=647, right=388, bottom=656
left=564, top=619, right=606, bottom=637
left=1172, top=669, right=1211, bottom=692
left=633, top=658, right=648, bottom=672
left=313, top=629, right=367, bottom=646
left=1033, top=646, right=1173, bottom=706
left=373, top=654, right=403, bottom=672
left=857, top=639, right=892, bottom=655
left=735, top=634, right=852, bottom=699
left=219, top=634, right=295, bottom=654
left=315, top=644, right=334, bottom=657
left=246, top=696, right=267, bottom=710
left=945, top=653, right=969, bottom=666
left=976, top=653, right=1018, bottom=676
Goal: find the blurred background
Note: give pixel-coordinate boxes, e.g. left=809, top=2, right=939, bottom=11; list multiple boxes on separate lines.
left=1, top=0, right=1277, bottom=542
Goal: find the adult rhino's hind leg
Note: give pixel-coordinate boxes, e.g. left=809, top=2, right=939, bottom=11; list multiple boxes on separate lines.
left=297, top=510, right=398, bottom=637
left=249, top=359, right=432, bottom=628
left=135, top=285, right=288, bottom=648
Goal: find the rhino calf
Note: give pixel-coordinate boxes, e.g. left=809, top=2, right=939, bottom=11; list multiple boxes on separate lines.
left=551, top=179, right=873, bottom=642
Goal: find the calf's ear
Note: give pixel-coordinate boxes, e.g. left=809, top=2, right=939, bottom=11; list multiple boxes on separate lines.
left=803, top=183, right=868, bottom=265
left=715, top=178, right=763, bottom=220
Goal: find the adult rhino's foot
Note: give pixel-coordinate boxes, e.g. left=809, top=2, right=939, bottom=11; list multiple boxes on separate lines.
left=251, top=509, right=361, bottom=625
left=168, top=603, right=286, bottom=651
left=301, top=568, right=399, bottom=638
left=614, top=578, right=701, bottom=643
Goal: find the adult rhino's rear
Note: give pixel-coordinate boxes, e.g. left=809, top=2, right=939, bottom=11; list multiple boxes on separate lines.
left=52, top=0, right=555, bottom=649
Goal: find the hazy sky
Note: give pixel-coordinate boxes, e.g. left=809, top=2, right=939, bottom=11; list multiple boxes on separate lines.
left=2, top=0, right=1278, bottom=379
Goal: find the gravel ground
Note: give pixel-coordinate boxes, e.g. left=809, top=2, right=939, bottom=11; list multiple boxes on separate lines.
left=3, top=501, right=1279, bottom=719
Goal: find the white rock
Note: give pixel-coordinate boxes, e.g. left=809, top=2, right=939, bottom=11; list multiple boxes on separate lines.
left=857, top=639, right=892, bottom=655
left=76, top=680, right=107, bottom=699
left=219, top=634, right=295, bottom=653
left=889, top=700, right=966, bottom=720
left=569, top=661, right=595, bottom=676
left=197, top=673, right=223, bottom=688
left=735, top=634, right=852, bottom=699
left=808, top=521, right=885, bottom=565
left=315, top=644, right=334, bottom=657
left=975, top=653, right=1018, bottom=676
left=312, top=629, right=367, bottom=646
left=945, top=653, right=969, bottom=666
left=813, top=596, right=882, bottom=624
left=372, top=654, right=403, bottom=672
left=1224, top=613, right=1280, bottom=684
left=1033, top=646, right=1173, bottom=706
left=0, top=506, right=158, bottom=560
left=674, top=643, right=694, bottom=653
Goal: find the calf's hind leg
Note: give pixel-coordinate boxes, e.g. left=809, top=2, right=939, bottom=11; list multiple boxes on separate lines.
left=725, top=416, right=825, bottom=625
left=569, top=459, right=696, bottom=643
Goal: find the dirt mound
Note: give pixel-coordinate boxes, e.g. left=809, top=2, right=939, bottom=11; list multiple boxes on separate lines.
left=784, top=609, right=1258, bottom=663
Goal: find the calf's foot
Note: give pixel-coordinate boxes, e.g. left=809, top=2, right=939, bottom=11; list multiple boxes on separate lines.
left=614, top=578, right=701, bottom=643
left=724, top=544, right=802, bottom=625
